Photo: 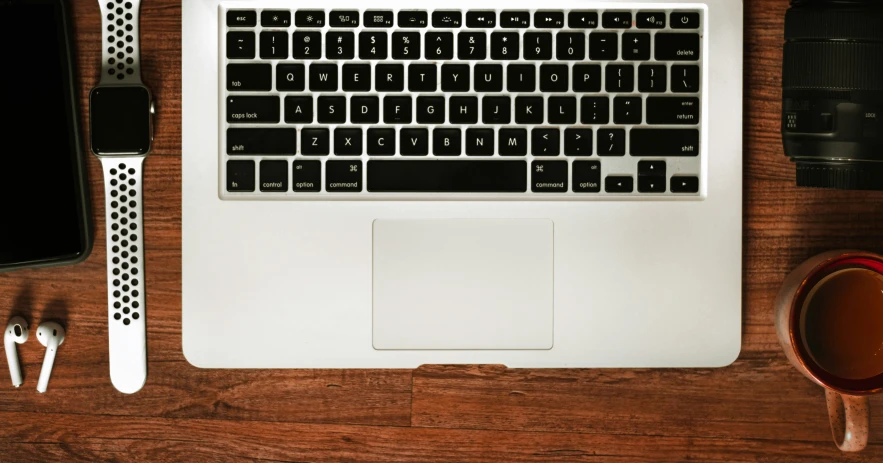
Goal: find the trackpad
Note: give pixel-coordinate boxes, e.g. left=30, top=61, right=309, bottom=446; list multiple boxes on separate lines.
left=373, top=219, right=554, bottom=350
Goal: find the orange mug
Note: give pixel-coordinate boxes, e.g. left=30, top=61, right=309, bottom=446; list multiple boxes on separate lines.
left=775, top=250, right=883, bottom=452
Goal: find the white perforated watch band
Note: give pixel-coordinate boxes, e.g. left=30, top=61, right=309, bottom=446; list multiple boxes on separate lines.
left=99, top=0, right=142, bottom=85
left=100, top=157, right=147, bottom=393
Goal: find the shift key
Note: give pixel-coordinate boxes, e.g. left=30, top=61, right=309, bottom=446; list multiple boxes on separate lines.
left=630, top=129, right=699, bottom=156
left=226, top=96, right=280, bottom=123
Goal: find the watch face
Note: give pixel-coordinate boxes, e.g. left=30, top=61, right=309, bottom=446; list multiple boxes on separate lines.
left=90, top=86, right=151, bottom=155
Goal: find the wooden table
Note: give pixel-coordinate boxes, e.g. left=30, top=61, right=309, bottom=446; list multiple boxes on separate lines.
left=2, top=1, right=883, bottom=461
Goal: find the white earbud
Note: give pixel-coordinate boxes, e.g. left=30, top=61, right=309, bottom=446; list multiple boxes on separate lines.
left=5, top=316, right=29, bottom=388
left=35, top=322, right=65, bottom=393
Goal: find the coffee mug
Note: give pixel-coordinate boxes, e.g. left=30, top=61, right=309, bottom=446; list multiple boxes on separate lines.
left=776, top=250, right=883, bottom=452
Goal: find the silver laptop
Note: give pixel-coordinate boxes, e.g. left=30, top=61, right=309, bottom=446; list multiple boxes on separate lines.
left=182, top=0, right=743, bottom=368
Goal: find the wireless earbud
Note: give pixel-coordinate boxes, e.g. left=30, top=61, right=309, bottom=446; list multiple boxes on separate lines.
left=5, top=316, right=29, bottom=388
left=35, top=322, right=65, bottom=393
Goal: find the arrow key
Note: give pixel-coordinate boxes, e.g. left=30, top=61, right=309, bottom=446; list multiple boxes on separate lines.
left=671, top=176, right=699, bottom=193
left=638, top=160, right=666, bottom=176
left=638, top=176, right=666, bottom=193
left=605, top=175, right=634, bottom=193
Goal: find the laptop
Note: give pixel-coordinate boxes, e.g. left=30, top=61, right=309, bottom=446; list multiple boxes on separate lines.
left=182, top=0, right=743, bottom=368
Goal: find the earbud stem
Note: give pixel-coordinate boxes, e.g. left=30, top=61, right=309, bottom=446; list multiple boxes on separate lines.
left=5, top=338, right=22, bottom=388
left=36, top=339, right=58, bottom=393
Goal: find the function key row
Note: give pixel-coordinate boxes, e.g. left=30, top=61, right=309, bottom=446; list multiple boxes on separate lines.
left=227, top=10, right=701, bottom=30
left=226, top=158, right=699, bottom=194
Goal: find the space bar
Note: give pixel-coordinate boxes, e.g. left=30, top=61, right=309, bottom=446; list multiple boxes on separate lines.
left=367, top=160, right=528, bottom=193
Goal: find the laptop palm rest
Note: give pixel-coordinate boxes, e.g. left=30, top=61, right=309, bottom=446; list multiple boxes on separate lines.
left=372, top=219, right=554, bottom=350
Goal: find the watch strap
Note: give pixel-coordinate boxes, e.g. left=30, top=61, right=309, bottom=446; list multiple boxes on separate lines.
left=100, top=156, right=147, bottom=394
left=99, top=0, right=143, bottom=85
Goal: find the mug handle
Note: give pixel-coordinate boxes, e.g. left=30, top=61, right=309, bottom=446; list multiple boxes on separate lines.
left=826, top=389, right=870, bottom=452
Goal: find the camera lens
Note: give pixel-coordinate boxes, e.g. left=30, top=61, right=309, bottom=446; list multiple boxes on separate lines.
left=782, top=0, right=883, bottom=190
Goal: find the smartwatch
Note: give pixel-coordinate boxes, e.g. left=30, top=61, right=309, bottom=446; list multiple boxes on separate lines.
left=89, top=0, right=155, bottom=394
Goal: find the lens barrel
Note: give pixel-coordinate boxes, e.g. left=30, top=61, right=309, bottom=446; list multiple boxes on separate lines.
left=782, top=0, right=883, bottom=190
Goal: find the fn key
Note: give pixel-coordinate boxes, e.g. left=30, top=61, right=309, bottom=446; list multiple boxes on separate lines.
left=227, top=160, right=255, bottom=192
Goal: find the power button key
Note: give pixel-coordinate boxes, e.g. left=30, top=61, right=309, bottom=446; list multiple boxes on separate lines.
left=671, top=12, right=700, bottom=29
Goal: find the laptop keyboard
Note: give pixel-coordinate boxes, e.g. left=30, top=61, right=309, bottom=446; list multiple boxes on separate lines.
left=220, top=6, right=704, bottom=198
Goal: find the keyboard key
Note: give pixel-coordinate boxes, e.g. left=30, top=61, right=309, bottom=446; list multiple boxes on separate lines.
left=326, top=160, right=362, bottom=192
left=466, top=11, right=496, bottom=28
left=482, top=96, right=511, bottom=124
left=259, top=31, right=288, bottom=59
left=532, top=129, right=560, bottom=156
left=638, top=176, right=666, bottom=193
left=573, top=64, right=601, bottom=92
left=432, top=11, right=462, bottom=28
left=302, top=128, right=330, bottom=155
left=534, top=11, right=564, bottom=28
left=507, top=64, right=536, bottom=92
left=227, top=96, right=279, bottom=123
left=364, top=10, right=394, bottom=27
left=325, top=32, right=354, bottom=59
left=638, top=160, right=666, bottom=177
left=330, top=10, right=359, bottom=27
left=602, top=12, right=631, bottom=28
left=613, top=96, right=642, bottom=124
left=573, top=160, right=601, bottom=192
left=531, top=161, right=567, bottom=192
left=227, top=63, right=271, bottom=91
left=598, top=128, right=625, bottom=156
left=622, top=33, right=650, bottom=60
left=671, top=65, right=700, bottom=92
left=368, top=160, right=527, bottom=192
left=655, top=33, right=700, bottom=61
left=499, top=129, right=528, bottom=156
left=500, top=11, right=530, bottom=28
left=351, top=96, right=379, bottom=123
left=449, top=96, right=478, bottom=124
left=636, top=12, right=665, bottom=29
left=474, top=64, right=503, bottom=92
left=401, top=128, right=429, bottom=155
left=383, top=96, right=412, bottom=123
left=630, top=129, right=699, bottom=156
left=540, top=64, right=568, bottom=92
left=367, top=128, right=396, bottom=155
left=490, top=32, right=519, bottom=60
left=416, top=96, right=445, bottom=123
left=556, top=32, right=586, bottom=60
left=292, top=31, right=321, bottom=59
left=564, top=128, right=592, bottom=156
left=589, top=32, right=617, bottom=60
left=606, top=65, right=634, bottom=93
left=309, top=63, right=338, bottom=91
left=515, top=96, right=543, bottom=124
left=227, top=11, right=256, bottom=27
left=342, top=63, right=371, bottom=91
left=227, top=128, right=296, bottom=155
left=426, top=32, right=454, bottom=59
left=276, top=63, right=305, bottom=91
left=375, top=64, right=404, bottom=91
left=646, top=97, right=700, bottom=125
left=317, top=95, right=346, bottom=123
left=548, top=97, right=576, bottom=124
left=284, top=95, right=313, bottom=123
left=409, top=64, right=437, bottom=91
left=671, top=12, right=700, bottom=29
left=580, top=96, right=609, bottom=124
left=523, top=32, right=552, bottom=60
left=441, top=64, right=470, bottom=91
left=334, top=127, right=363, bottom=156
left=226, top=160, right=255, bottom=192
left=295, top=10, right=324, bottom=27
left=292, top=160, right=321, bottom=192
left=392, top=32, right=420, bottom=59
left=359, top=31, right=388, bottom=59
left=261, top=10, right=291, bottom=27
left=671, top=176, right=700, bottom=193
left=638, top=64, right=667, bottom=92
left=226, top=32, right=255, bottom=59
left=433, top=128, right=462, bottom=156
left=259, top=160, right=288, bottom=192
left=398, top=11, right=428, bottom=28
left=606, top=176, right=634, bottom=193
left=465, top=128, right=494, bottom=156
left=568, top=11, right=598, bottom=28
left=458, top=32, right=487, bottom=60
